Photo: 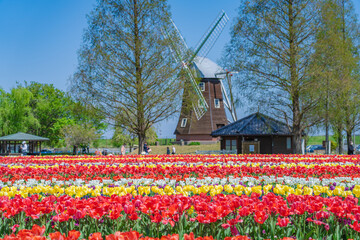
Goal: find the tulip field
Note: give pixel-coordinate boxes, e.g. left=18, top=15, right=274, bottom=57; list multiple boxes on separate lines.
left=2, top=155, right=360, bottom=239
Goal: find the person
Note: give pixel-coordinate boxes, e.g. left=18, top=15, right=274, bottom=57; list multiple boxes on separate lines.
left=102, top=149, right=108, bottom=156
left=21, top=141, right=28, bottom=156
left=121, top=145, right=126, bottom=155
left=172, top=145, right=176, bottom=155
left=349, top=141, right=354, bottom=155
left=95, top=149, right=101, bottom=155
left=166, top=147, right=170, bottom=155
left=144, top=142, right=149, bottom=154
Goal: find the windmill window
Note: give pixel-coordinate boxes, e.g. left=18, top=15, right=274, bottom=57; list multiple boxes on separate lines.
left=181, top=118, right=187, bottom=128
left=214, top=99, right=220, bottom=108
left=199, top=82, right=205, bottom=91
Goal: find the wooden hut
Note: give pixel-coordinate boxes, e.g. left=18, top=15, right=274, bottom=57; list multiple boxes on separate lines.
left=211, top=112, right=294, bottom=154
left=0, top=132, right=49, bottom=156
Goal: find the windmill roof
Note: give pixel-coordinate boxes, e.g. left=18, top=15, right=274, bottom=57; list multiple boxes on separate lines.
left=0, top=132, right=49, bottom=141
left=193, top=57, right=223, bottom=78
left=211, top=112, right=293, bottom=136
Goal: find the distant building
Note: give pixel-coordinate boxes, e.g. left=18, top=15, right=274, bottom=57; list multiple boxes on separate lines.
left=211, top=112, right=294, bottom=154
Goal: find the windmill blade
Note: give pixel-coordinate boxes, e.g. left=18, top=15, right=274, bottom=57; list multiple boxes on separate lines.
left=161, top=18, right=208, bottom=119
left=161, top=20, right=189, bottom=66
left=188, top=10, right=229, bottom=63
left=217, top=71, right=238, bottom=123
left=182, top=63, right=208, bottom=119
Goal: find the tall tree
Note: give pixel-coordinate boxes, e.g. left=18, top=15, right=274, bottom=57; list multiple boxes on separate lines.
left=338, top=0, right=360, bottom=153
left=71, top=0, right=181, bottom=153
left=226, top=0, right=321, bottom=153
left=311, top=0, right=360, bottom=154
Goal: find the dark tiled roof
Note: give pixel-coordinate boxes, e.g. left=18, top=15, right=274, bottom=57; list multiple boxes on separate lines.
left=0, top=132, right=49, bottom=141
left=211, top=112, right=292, bottom=136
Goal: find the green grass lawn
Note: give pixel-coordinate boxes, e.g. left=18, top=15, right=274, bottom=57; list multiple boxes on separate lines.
left=130, top=143, right=220, bottom=155
left=307, top=135, right=360, bottom=145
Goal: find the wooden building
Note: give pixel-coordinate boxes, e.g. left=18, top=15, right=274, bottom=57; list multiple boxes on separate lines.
left=0, top=132, right=49, bottom=156
left=174, top=57, right=228, bottom=143
left=211, top=112, right=294, bottom=154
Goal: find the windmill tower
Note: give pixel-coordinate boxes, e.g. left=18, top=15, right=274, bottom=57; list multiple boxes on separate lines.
left=163, top=11, right=236, bottom=143
left=174, top=57, right=227, bottom=143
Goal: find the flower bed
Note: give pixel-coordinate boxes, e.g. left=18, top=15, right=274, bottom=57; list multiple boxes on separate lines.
left=0, top=154, right=360, bottom=239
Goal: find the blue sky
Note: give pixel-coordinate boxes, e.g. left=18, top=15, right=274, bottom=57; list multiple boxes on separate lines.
left=0, top=1, right=359, bottom=138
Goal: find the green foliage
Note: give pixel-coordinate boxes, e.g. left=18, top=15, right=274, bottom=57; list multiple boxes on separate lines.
left=0, top=82, right=107, bottom=148
left=0, top=87, right=39, bottom=135
left=112, top=128, right=137, bottom=148
left=188, top=142, right=200, bottom=146
left=92, top=139, right=101, bottom=148
left=310, top=0, right=360, bottom=153
left=61, top=124, right=100, bottom=154
left=145, top=127, right=158, bottom=145
left=331, top=140, right=338, bottom=151
left=158, top=138, right=175, bottom=145
left=69, top=101, right=107, bottom=133
left=226, top=0, right=321, bottom=153
left=25, top=82, right=74, bottom=146
left=71, top=0, right=182, bottom=154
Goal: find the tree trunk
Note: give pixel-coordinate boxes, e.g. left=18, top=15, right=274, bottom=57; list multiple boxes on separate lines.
left=138, top=133, right=145, bottom=154
left=338, top=130, right=344, bottom=154
left=288, top=0, right=302, bottom=154
left=73, top=145, right=77, bottom=155
left=293, top=125, right=302, bottom=154
left=325, top=80, right=330, bottom=154
left=346, top=131, right=352, bottom=155
left=133, top=0, right=146, bottom=155
left=292, top=90, right=302, bottom=153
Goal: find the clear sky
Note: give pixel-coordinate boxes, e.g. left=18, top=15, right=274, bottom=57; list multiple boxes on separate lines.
left=0, top=0, right=360, bottom=138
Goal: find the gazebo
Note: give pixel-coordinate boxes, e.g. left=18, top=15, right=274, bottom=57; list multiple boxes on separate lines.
left=0, top=132, right=49, bottom=156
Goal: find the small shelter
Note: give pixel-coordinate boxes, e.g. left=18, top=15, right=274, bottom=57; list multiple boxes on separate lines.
left=0, top=132, right=49, bottom=156
left=211, top=112, right=294, bottom=154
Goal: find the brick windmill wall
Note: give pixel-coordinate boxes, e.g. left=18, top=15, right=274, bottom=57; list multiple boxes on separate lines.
left=174, top=57, right=228, bottom=143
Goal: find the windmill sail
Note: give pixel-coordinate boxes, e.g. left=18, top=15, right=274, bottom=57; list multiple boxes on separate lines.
left=169, top=11, right=230, bottom=143
left=189, top=10, right=229, bottom=63
left=162, top=19, right=208, bottom=120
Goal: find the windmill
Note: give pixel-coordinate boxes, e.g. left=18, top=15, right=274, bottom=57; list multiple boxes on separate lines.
left=163, top=11, right=235, bottom=143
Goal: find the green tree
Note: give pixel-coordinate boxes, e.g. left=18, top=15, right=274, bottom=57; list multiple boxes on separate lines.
left=145, top=127, right=158, bottom=145
left=71, top=0, right=182, bottom=154
left=226, top=0, right=321, bottom=153
left=311, top=0, right=360, bottom=154
left=112, top=128, right=137, bottom=148
left=0, top=87, right=39, bottom=135
left=0, top=89, right=11, bottom=136
left=69, top=101, right=107, bottom=134
left=25, top=82, right=73, bottom=146
left=61, top=124, right=100, bottom=155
